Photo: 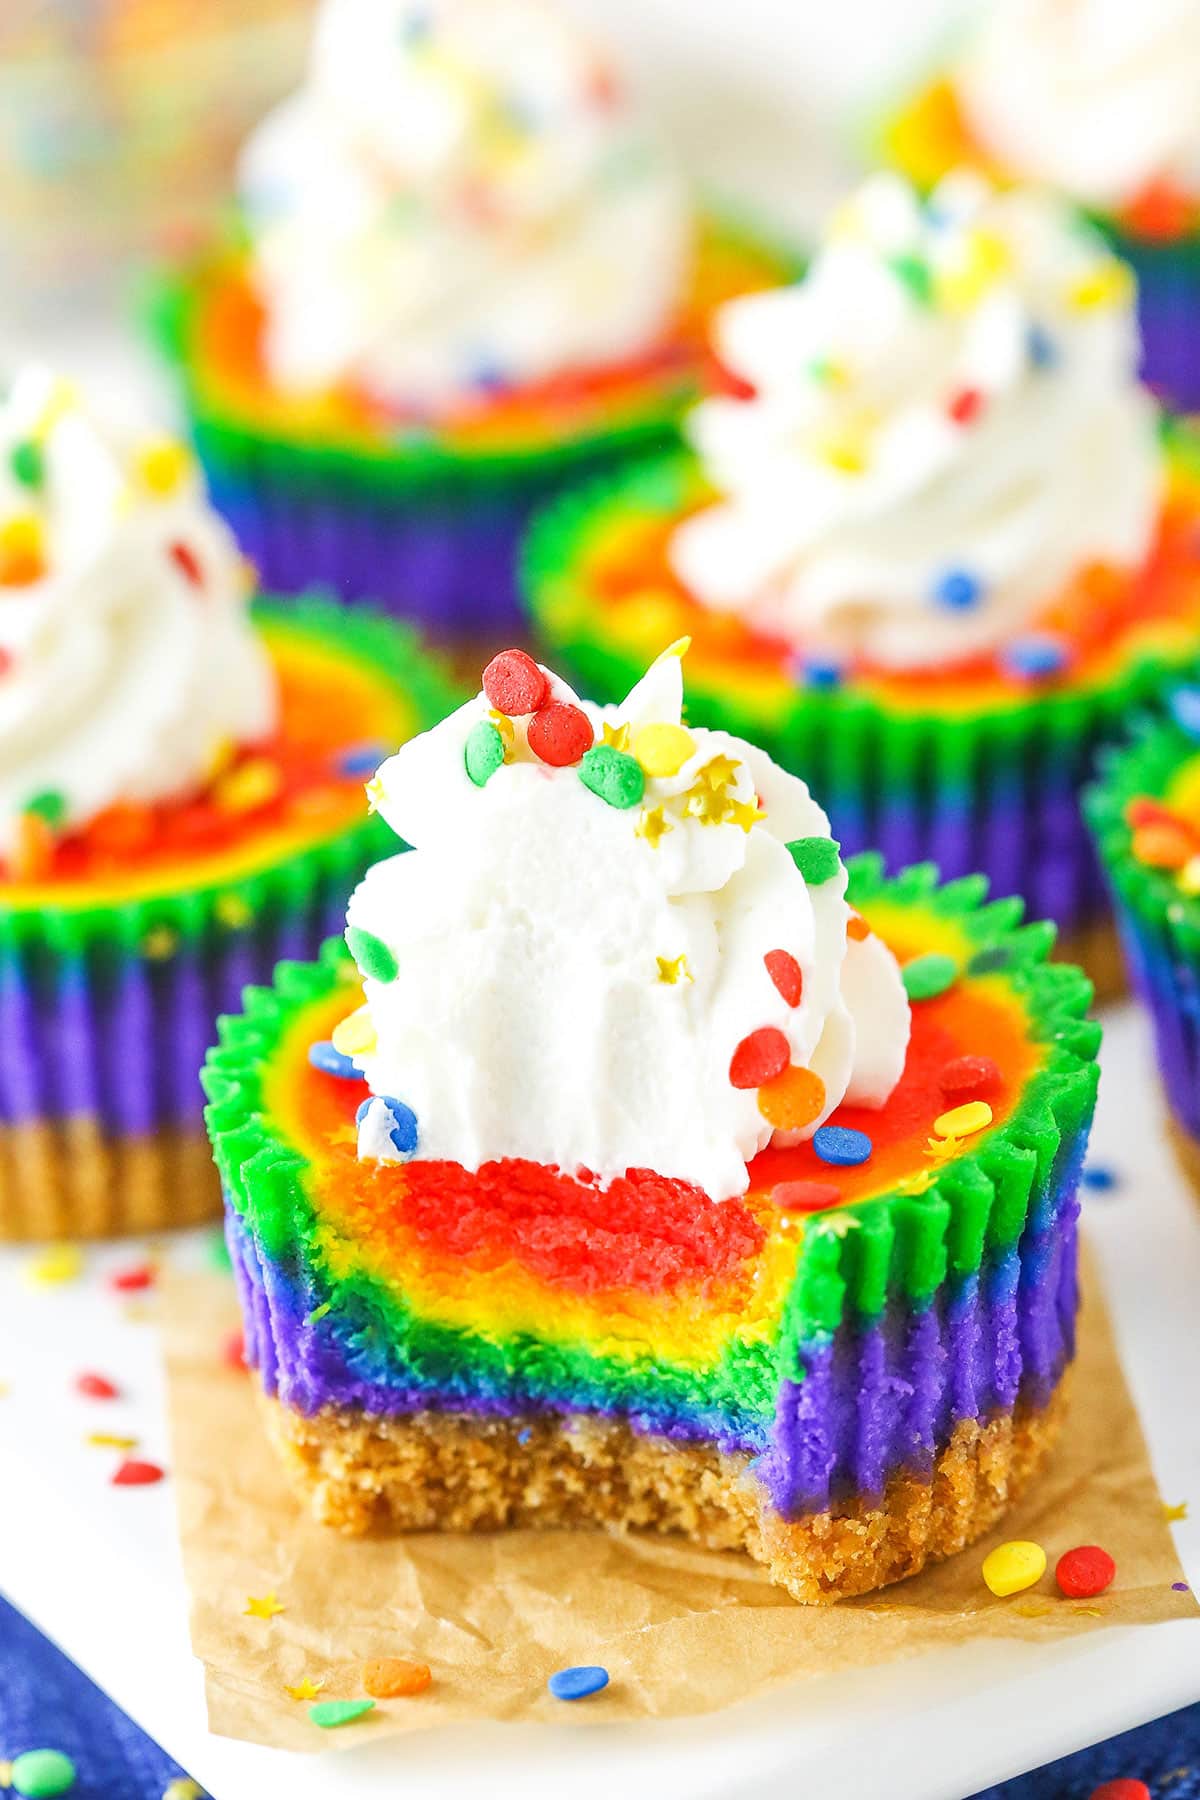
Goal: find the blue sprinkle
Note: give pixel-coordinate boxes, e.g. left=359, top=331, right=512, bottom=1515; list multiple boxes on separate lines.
left=812, top=1125, right=873, bottom=1167
left=1169, top=687, right=1200, bottom=740
left=336, top=742, right=386, bottom=777
left=356, top=1095, right=419, bottom=1157
left=466, top=354, right=508, bottom=394
left=308, top=1040, right=361, bottom=1080
left=1082, top=1164, right=1119, bottom=1192
left=1000, top=633, right=1070, bottom=681
left=933, top=567, right=983, bottom=611
left=1027, top=324, right=1058, bottom=369
left=517, top=1427, right=533, bottom=1445
left=548, top=1665, right=609, bottom=1701
left=795, top=652, right=844, bottom=690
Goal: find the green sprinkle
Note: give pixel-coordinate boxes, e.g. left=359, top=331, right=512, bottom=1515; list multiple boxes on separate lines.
left=24, top=789, right=66, bottom=829
left=309, top=1700, right=376, bottom=1730
left=307, top=1301, right=331, bottom=1325
left=207, top=1227, right=232, bottom=1273
left=578, top=746, right=645, bottom=810
left=902, top=952, right=959, bottom=1000
left=889, top=253, right=934, bottom=306
left=966, top=945, right=1013, bottom=976
left=786, top=837, right=842, bottom=885
left=345, top=924, right=398, bottom=984
left=11, top=440, right=44, bottom=490
left=464, top=719, right=505, bottom=788
left=11, top=1750, right=77, bottom=1797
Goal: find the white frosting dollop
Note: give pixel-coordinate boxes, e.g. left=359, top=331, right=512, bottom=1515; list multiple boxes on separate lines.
left=669, top=173, right=1161, bottom=671
left=239, top=0, right=692, bottom=410
left=344, top=649, right=911, bottom=1202
left=0, top=367, right=277, bottom=860
left=956, top=0, right=1200, bottom=212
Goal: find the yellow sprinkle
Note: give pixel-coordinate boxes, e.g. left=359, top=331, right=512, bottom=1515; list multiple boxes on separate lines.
left=601, top=719, right=631, bottom=751
left=933, top=1100, right=993, bottom=1140
left=815, top=1212, right=859, bottom=1239
left=895, top=1169, right=936, bottom=1196
left=215, top=892, right=254, bottom=930
left=1013, top=1600, right=1053, bottom=1620
left=1164, top=1500, right=1189, bottom=1523
left=1072, top=1606, right=1103, bottom=1619
left=142, top=925, right=179, bottom=961
left=728, top=799, right=762, bottom=833
left=214, top=757, right=282, bottom=816
left=684, top=782, right=731, bottom=825
left=0, top=514, right=43, bottom=559
left=1179, top=855, right=1200, bottom=896
left=204, top=735, right=236, bottom=783
left=135, top=438, right=192, bottom=497
left=34, top=377, right=79, bottom=439
left=697, top=754, right=741, bottom=794
left=489, top=711, right=516, bottom=760
left=163, top=1781, right=206, bottom=1800
left=926, top=1134, right=962, bottom=1163
left=332, top=1005, right=377, bottom=1058
left=937, top=227, right=1013, bottom=309
left=635, top=804, right=673, bottom=848
left=982, top=1539, right=1046, bottom=1597
left=25, top=1243, right=83, bottom=1287
left=244, top=1592, right=286, bottom=1621
left=0, top=1763, right=13, bottom=1789
left=817, top=433, right=868, bottom=475
left=656, top=954, right=692, bottom=986
left=1068, top=260, right=1135, bottom=311
left=365, top=775, right=386, bottom=813
left=285, top=1678, right=325, bottom=1702
left=86, top=1432, right=138, bottom=1451
left=634, top=722, right=695, bottom=778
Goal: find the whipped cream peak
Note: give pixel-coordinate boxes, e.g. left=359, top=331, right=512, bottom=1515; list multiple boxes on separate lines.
left=956, top=0, right=1200, bottom=211
left=239, top=0, right=691, bottom=410
left=0, top=365, right=277, bottom=863
left=342, top=646, right=911, bottom=1201
left=670, top=173, right=1161, bottom=672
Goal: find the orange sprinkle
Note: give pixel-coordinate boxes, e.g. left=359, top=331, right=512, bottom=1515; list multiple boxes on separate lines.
left=1132, top=821, right=1197, bottom=870
left=0, top=515, right=46, bottom=586
left=10, top=812, right=54, bottom=881
left=87, top=803, right=156, bottom=855
left=361, top=1658, right=432, bottom=1699
left=757, top=1065, right=826, bottom=1131
left=847, top=913, right=871, bottom=941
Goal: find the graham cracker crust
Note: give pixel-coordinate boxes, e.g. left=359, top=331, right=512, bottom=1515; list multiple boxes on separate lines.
left=1168, top=1115, right=1200, bottom=1196
left=0, top=1118, right=220, bottom=1240
left=1055, top=915, right=1125, bottom=1005
left=260, top=1379, right=1069, bottom=1604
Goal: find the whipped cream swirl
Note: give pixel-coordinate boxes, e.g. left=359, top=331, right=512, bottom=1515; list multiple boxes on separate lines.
left=956, top=0, right=1200, bottom=212
left=344, top=648, right=910, bottom=1202
left=239, top=0, right=692, bottom=410
left=0, top=366, right=277, bottom=861
left=670, top=173, right=1161, bottom=671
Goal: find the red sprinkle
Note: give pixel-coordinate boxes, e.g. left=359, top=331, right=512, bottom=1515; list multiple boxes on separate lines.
left=1088, top=1783, right=1151, bottom=1800
left=169, top=540, right=204, bottom=588
left=109, top=1263, right=155, bottom=1293
left=111, top=1458, right=165, bottom=1487
left=764, top=949, right=803, bottom=1008
left=527, top=702, right=594, bottom=767
left=222, top=1328, right=247, bottom=1372
left=75, top=1372, right=119, bottom=1400
left=729, top=1027, right=790, bottom=1089
left=947, top=386, right=984, bottom=425
left=939, top=1055, right=1002, bottom=1101
left=1056, top=1545, right=1116, bottom=1599
left=482, top=649, right=548, bottom=717
left=771, top=1180, right=842, bottom=1213
left=1125, top=796, right=1180, bottom=830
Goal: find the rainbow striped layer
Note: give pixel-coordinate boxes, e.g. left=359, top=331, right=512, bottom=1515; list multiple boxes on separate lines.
left=204, top=861, right=1099, bottom=1517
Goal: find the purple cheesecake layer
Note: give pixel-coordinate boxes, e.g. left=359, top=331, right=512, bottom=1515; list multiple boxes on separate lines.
left=1118, top=237, right=1200, bottom=413
left=1113, top=903, right=1200, bottom=1140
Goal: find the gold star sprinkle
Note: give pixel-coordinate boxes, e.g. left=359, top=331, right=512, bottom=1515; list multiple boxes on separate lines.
left=684, top=783, right=730, bottom=825
left=656, top=954, right=692, bottom=986
left=365, top=775, right=386, bottom=813
left=895, top=1169, right=936, bottom=1196
left=1164, top=1500, right=1190, bottom=1523
left=815, top=1213, right=859, bottom=1239
left=635, top=804, right=673, bottom=848
left=1072, top=1606, right=1103, bottom=1619
left=215, top=892, right=253, bottom=930
left=926, top=1134, right=962, bottom=1164
left=142, top=925, right=178, bottom=961
left=1013, top=1600, right=1052, bottom=1620
left=285, top=1678, right=325, bottom=1702
left=601, top=719, right=631, bottom=751
left=728, top=799, right=762, bottom=833
left=244, top=1592, right=286, bottom=1621
left=697, top=754, right=740, bottom=793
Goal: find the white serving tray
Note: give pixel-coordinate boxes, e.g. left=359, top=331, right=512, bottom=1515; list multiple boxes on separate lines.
left=1, top=1000, right=1198, bottom=1800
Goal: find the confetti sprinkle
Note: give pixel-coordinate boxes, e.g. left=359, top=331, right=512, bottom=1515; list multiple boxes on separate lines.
left=579, top=745, right=645, bottom=809
left=284, top=1678, right=325, bottom=1702
left=1087, top=1783, right=1151, bottom=1800
left=169, top=540, right=204, bottom=588
left=1163, top=1501, right=1189, bottom=1523
left=787, top=837, right=841, bottom=885
left=1132, top=821, right=1196, bottom=869
left=26, top=1244, right=83, bottom=1287
left=362, top=1657, right=432, bottom=1698
left=1027, top=323, right=1058, bottom=369
left=482, top=649, right=547, bottom=717
left=9, top=1750, right=76, bottom=1797
left=1081, top=1164, right=1118, bottom=1192
left=888, top=252, right=933, bottom=306
left=1173, top=1582, right=1190, bottom=1592
left=136, top=439, right=191, bottom=496
left=547, top=1665, right=609, bottom=1701
left=528, top=702, right=594, bottom=767
left=656, top=954, right=692, bottom=986
left=356, top=1095, right=419, bottom=1157
left=0, top=514, right=46, bottom=585
left=635, top=804, right=673, bottom=848
left=307, top=1039, right=360, bottom=1080
left=633, top=722, right=694, bottom=777
left=109, top=1263, right=155, bottom=1293
left=332, top=1006, right=377, bottom=1059
left=1000, top=633, right=1070, bottom=681
left=933, top=567, right=983, bottom=610
left=162, top=1782, right=205, bottom=1800
left=797, top=653, right=843, bottom=690
left=346, top=925, right=398, bottom=984
left=758, top=1065, right=827, bottom=1130
left=939, top=1055, right=1000, bottom=1100
left=902, top=953, right=958, bottom=1001
left=88, top=1433, right=138, bottom=1452
left=335, top=742, right=385, bottom=777
left=1169, top=687, right=1200, bottom=739
left=982, top=1539, right=1046, bottom=1596
left=813, top=1125, right=872, bottom=1167
left=729, top=1027, right=790, bottom=1089
left=1068, top=261, right=1135, bottom=311
left=244, top=1592, right=285, bottom=1620
left=112, top=1458, right=165, bottom=1487
left=214, top=757, right=282, bottom=816
left=933, top=1100, right=993, bottom=1139
left=946, top=387, right=984, bottom=426
left=464, top=719, right=506, bottom=787
left=309, top=1700, right=375, bottom=1729
left=771, top=1179, right=841, bottom=1213
left=764, top=949, right=803, bottom=1007
left=75, top=1372, right=119, bottom=1400
left=1055, top=1545, right=1116, bottom=1599
left=223, top=1329, right=247, bottom=1372
left=10, top=440, right=44, bottom=489
left=215, top=893, right=253, bottom=930
left=141, top=925, right=179, bottom=961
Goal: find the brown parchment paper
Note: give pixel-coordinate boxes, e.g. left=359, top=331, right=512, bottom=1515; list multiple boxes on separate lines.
left=163, top=1253, right=1196, bottom=1753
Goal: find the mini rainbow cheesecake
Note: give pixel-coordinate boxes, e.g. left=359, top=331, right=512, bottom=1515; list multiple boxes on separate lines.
left=204, top=644, right=1099, bottom=1602
left=524, top=173, right=1200, bottom=998
left=153, top=0, right=795, bottom=639
left=0, top=367, right=456, bottom=1239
